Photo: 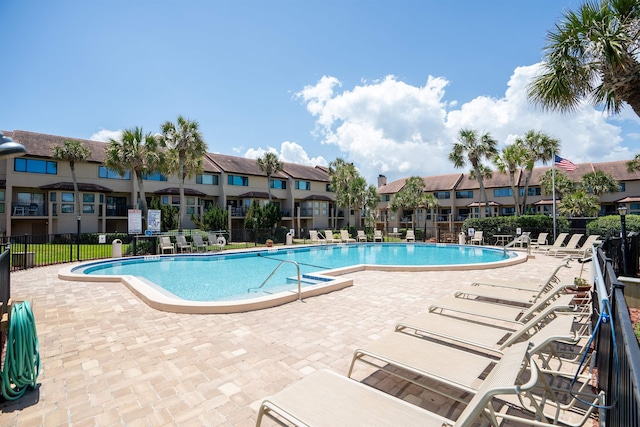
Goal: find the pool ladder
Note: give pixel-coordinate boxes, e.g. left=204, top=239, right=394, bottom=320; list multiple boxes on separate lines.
left=247, top=259, right=302, bottom=301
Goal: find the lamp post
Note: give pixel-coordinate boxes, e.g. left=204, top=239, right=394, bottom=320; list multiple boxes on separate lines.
left=618, top=205, right=628, bottom=276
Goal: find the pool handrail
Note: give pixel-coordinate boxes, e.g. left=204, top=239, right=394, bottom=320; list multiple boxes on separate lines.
left=248, top=256, right=302, bottom=302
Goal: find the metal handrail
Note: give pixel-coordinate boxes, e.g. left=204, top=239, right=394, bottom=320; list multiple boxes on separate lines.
left=247, top=256, right=302, bottom=301
left=503, top=235, right=531, bottom=256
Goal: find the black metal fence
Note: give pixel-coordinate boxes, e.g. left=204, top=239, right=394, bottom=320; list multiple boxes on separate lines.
left=593, top=247, right=640, bottom=427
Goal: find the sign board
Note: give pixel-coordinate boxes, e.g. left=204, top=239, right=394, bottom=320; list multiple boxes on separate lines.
left=98, top=234, right=106, bottom=244
left=148, top=209, right=161, bottom=232
left=516, top=227, right=522, bottom=235
left=468, top=228, right=475, bottom=237
left=128, top=209, right=142, bottom=234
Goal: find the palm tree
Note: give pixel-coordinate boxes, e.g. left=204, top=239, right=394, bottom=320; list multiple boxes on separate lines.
left=105, top=127, right=163, bottom=226
left=51, top=139, right=90, bottom=232
left=256, top=152, right=283, bottom=201
left=518, top=130, right=559, bottom=214
left=539, top=169, right=576, bottom=199
left=159, top=116, right=207, bottom=232
left=360, top=184, right=381, bottom=230
left=468, top=165, right=494, bottom=217
left=328, top=158, right=358, bottom=227
left=449, top=129, right=498, bottom=218
left=581, top=170, right=620, bottom=195
left=558, top=189, right=600, bottom=217
left=420, top=193, right=439, bottom=240
left=494, top=142, right=526, bottom=216
left=528, top=0, right=640, bottom=117
left=390, top=176, right=427, bottom=229
left=627, top=153, right=640, bottom=172
left=349, top=176, right=368, bottom=228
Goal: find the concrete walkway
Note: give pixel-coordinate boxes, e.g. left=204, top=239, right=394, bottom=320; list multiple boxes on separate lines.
left=0, top=254, right=584, bottom=426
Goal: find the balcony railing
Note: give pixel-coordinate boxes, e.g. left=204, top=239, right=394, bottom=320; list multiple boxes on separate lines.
left=11, top=203, right=48, bottom=216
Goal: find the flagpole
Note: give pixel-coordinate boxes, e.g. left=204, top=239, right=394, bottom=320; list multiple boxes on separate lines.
left=552, top=153, right=557, bottom=242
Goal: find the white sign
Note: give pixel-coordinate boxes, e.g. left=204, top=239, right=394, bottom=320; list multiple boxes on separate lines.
left=98, top=234, right=106, bottom=244
left=148, top=209, right=161, bottom=232
left=128, top=209, right=142, bottom=234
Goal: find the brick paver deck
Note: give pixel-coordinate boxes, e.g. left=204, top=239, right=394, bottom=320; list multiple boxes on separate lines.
left=0, top=254, right=584, bottom=426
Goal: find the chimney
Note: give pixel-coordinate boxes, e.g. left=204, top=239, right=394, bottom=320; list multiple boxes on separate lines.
left=377, top=174, right=387, bottom=188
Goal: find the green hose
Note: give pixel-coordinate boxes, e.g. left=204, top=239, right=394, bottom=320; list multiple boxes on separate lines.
left=1, top=301, right=40, bottom=400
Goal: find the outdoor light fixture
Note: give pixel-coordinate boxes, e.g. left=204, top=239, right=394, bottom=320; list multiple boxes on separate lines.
left=0, top=131, right=26, bottom=158
left=618, top=205, right=628, bottom=275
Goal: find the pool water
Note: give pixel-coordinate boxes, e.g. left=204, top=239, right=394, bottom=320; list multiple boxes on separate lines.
left=77, top=243, right=512, bottom=302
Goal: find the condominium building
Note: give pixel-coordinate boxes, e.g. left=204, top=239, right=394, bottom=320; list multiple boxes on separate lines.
left=376, top=159, right=640, bottom=232
left=1, top=130, right=342, bottom=237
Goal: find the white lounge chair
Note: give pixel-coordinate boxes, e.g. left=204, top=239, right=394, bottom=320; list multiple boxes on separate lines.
left=549, top=234, right=601, bottom=258
left=324, top=230, right=340, bottom=244
left=192, top=234, right=207, bottom=252
left=530, top=232, right=549, bottom=248
left=340, top=230, right=356, bottom=243
left=470, top=230, right=484, bottom=245
left=536, top=232, right=569, bottom=251
left=309, top=230, right=326, bottom=244
left=175, top=235, right=192, bottom=253
left=405, top=229, right=415, bottom=242
left=373, top=230, right=383, bottom=242
left=158, top=236, right=174, bottom=254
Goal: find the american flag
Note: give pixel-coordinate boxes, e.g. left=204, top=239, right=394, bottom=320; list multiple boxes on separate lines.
left=554, top=155, right=577, bottom=172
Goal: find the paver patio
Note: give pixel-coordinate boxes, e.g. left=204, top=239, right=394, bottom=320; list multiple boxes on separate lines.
left=0, top=253, right=584, bottom=426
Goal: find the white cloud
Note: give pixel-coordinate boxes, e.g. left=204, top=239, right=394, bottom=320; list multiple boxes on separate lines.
left=89, top=129, right=122, bottom=142
left=296, top=66, right=639, bottom=184
left=244, top=141, right=328, bottom=167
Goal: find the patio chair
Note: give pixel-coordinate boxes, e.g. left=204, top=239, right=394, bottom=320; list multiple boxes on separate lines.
left=356, top=230, right=367, bottom=242
left=309, top=230, right=326, bottom=244
left=470, top=230, right=483, bottom=245
left=258, top=342, right=539, bottom=427
left=192, top=234, right=207, bottom=252
left=159, top=236, right=174, bottom=254
left=549, top=234, right=601, bottom=258
left=405, top=229, right=415, bottom=242
left=340, top=230, right=356, bottom=243
left=208, top=232, right=226, bottom=249
left=535, top=232, right=569, bottom=252
left=373, top=229, right=383, bottom=242
left=175, top=235, right=192, bottom=253
left=530, top=232, right=549, bottom=248
left=453, top=279, right=576, bottom=307
left=469, top=257, right=571, bottom=292
left=324, top=230, right=340, bottom=244
left=28, top=203, right=38, bottom=215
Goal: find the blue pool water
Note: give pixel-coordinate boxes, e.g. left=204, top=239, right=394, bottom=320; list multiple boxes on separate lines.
left=76, top=243, right=513, bottom=302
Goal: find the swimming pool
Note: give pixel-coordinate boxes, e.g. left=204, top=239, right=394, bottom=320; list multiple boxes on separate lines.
left=60, top=243, right=525, bottom=314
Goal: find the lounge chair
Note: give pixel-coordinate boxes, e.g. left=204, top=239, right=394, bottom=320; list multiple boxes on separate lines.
left=324, top=230, right=340, bottom=244
left=258, top=342, right=538, bottom=427
left=469, top=257, right=571, bottom=291
left=340, top=230, right=356, bottom=243
left=547, top=233, right=584, bottom=253
left=535, top=232, right=569, bottom=251
left=549, top=234, right=601, bottom=258
left=207, top=232, right=225, bottom=249
left=453, top=280, right=575, bottom=306
left=175, top=235, right=192, bottom=253
left=309, top=230, right=326, bottom=244
left=470, top=230, right=483, bottom=245
left=192, top=234, right=207, bottom=252
left=158, top=236, right=174, bottom=254
left=405, top=229, right=415, bottom=242
left=530, top=232, right=549, bottom=248
left=356, top=230, right=367, bottom=242
left=373, top=229, right=383, bottom=242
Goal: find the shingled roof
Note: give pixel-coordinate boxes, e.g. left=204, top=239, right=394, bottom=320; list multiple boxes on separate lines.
left=7, top=130, right=107, bottom=163
left=154, top=187, right=207, bottom=196
left=39, top=182, right=113, bottom=192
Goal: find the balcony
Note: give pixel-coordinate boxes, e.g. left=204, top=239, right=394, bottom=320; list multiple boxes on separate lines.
left=12, top=203, right=48, bottom=217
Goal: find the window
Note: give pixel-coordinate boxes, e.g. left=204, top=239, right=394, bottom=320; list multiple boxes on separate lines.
left=196, top=174, right=219, bottom=185
left=162, top=196, right=169, bottom=205
left=455, top=191, right=473, bottom=199
left=142, top=171, right=168, bottom=181
left=619, top=182, right=626, bottom=192
left=501, top=207, right=515, bottom=216
left=270, top=179, right=287, bottom=189
left=0, top=191, right=4, bottom=214
left=83, top=194, right=95, bottom=214
left=326, top=184, right=334, bottom=192
left=14, top=158, right=57, bottom=174
left=98, top=166, right=130, bottom=180
left=526, top=187, right=541, bottom=196
left=295, top=180, right=311, bottom=190
left=434, top=191, right=450, bottom=199
left=61, top=192, right=74, bottom=213
left=630, top=203, right=640, bottom=214
left=186, top=197, right=195, bottom=214
left=494, top=188, right=512, bottom=197
left=381, top=195, right=390, bottom=202
left=227, top=175, right=248, bottom=186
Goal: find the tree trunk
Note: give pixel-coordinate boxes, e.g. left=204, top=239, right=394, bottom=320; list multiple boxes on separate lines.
left=137, top=174, right=149, bottom=230
left=520, top=169, right=533, bottom=215
left=178, top=152, right=185, bottom=232
left=71, top=163, right=81, bottom=222
left=509, top=171, right=520, bottom=216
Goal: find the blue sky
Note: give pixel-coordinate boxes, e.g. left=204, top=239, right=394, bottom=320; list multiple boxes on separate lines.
left=2, top=0, right=639, bottom=184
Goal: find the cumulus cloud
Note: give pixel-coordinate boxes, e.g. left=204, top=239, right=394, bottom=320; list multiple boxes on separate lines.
left=294, top=65, right=638, bottom=183
left=89, top=129, right=122, bottom=142
left=244, top=141, right=328, bottom=167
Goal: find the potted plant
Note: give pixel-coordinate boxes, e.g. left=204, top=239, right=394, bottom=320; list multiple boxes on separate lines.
left=266, top=239, right=274, bottom=247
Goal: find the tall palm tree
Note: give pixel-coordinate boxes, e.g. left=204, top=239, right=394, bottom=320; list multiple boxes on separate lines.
left=518, top=130, right=560, bottom=214
left=420, top=193, right=439, bottom=240
left=349, top=176, right=368, bottom=228
left=105, top=127, right=163, bottom=226
left=389, top=176, right=427, bottom=229
left=360, top=184, right=381, bottom=230
left=449, top=129, right=498, bottom=218
left=51, top=139, right=90, bottom=231
left=528, top=0, right=640, bottom=117
left=581, top=170, right=620, bottom=195
left=256, top=152, right=283, bottom=201
left=468, top=165, right=494, bottom=217
left=328, top=158, right=358, bottom=227
left=494, top=142, right=527, bottom=216
left=159, top=116, right=207, bottom=232
left=558, top=189, right=600, bottom=217
left=539, top=169, right=576, bottom=199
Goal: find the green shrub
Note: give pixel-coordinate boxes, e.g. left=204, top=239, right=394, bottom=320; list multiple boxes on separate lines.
left=462, top=214, right=570, bottom=243
left=586, top=214, right=640, bottom=239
